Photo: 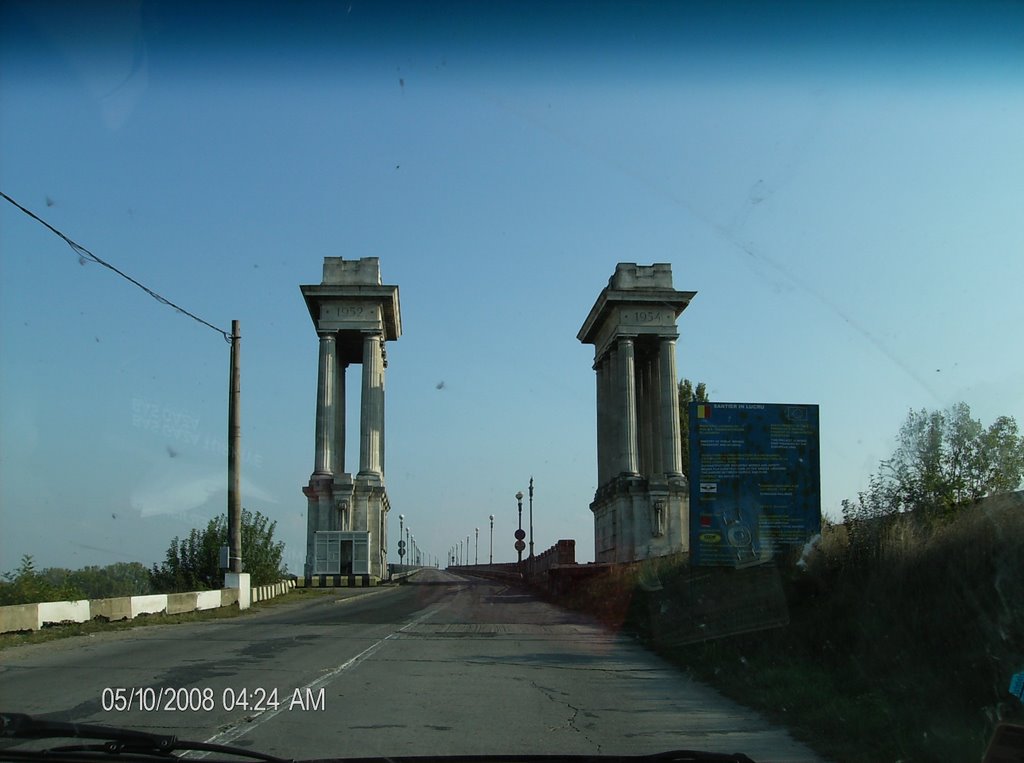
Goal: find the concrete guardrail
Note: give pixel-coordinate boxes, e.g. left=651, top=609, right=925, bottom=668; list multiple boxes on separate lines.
left=0, top=578, right=296, bottom=634
left=251, top=579, right=296, bottom=603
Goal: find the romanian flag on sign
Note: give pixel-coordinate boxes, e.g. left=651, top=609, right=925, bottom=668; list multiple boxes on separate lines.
left=696, top=404, right=711, bottom=419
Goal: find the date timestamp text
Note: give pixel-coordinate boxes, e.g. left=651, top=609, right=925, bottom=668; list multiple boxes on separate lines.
left=101, top=687, right=325, bottom=713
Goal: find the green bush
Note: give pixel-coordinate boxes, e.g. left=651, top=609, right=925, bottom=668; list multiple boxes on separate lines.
left=0, top=555, right=84, bottom=605
left=149, top=508, right=286, bottom=593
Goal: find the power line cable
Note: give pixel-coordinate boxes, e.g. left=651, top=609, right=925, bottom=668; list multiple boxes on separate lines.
left=1, top=191, right=231, bottom=343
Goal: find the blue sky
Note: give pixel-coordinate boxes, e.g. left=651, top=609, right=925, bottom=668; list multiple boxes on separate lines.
left=2, top=1, right=1022, bottom=571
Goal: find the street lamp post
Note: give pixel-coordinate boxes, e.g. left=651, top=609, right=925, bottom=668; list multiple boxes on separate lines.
left=399, top=514, right=405, bottom=569
left=515, top=491, right=524, bottom=565
left=475, top=527, right=479, bottom=565
left=528, top=476, right=535, bottom=559
left=489, top=514, right=494, bottom=564
left=466, top=535, right=470, bottom=566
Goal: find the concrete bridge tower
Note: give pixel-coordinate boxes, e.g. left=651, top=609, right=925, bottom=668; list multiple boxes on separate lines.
left=300, top=257, right=401, bottom=583
left=578, top=263, right=696, bottom=563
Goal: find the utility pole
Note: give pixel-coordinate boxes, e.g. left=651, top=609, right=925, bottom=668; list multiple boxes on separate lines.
left=228, top=320, right=242, bottom=574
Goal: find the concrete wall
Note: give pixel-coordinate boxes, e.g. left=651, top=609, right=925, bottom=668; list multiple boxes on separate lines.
left=130, top=594, right=167, bottom=618
left=91, top=597, right=133, bottom=622
left=166, top=592, right=199, bottom=615
left=0, top=578, right=292, bottom=634
left=1, top=604, right=38, bottom=632
left=37, top=600, right=90, bottom=627
left=197, top=590, right=222, bottom=610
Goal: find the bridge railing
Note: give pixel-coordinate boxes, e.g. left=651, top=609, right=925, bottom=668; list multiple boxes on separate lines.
left=524, top=539, right=576, bottom=581
left=387, top=563, right=429, bottom=582
left=449, top=563, right=522, bottom=583
left=449, top=539, right=579, bottom=588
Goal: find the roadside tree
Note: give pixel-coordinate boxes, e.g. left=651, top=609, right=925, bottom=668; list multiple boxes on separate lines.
left=678, top=378, right=709, bottom=481
left=0, top=555, right=83, bottom=605
left=841, top=403, right=1024, bottom=559
left=150, top=509, right=286, bottom=593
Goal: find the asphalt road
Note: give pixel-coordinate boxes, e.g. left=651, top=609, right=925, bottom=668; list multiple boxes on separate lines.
left=0, top=570, right=823, bottom=762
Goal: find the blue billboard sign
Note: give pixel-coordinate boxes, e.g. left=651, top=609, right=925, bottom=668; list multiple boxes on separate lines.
left=689, top=402, right=821, bottom=567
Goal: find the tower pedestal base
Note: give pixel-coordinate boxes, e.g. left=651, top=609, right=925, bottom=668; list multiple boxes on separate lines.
left=590, top=475, right=689, bottom=563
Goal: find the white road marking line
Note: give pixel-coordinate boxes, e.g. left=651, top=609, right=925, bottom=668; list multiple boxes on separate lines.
left=333, top=587, right=401, bottom=605
left=186, top=603, right=446, bottom=757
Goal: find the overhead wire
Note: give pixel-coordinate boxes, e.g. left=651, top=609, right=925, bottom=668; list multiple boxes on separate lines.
left=0, top=191, right=232, bottom=344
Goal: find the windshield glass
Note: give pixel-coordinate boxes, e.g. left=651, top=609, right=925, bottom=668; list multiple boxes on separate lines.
left=2, top=3, right=1022, bottom=763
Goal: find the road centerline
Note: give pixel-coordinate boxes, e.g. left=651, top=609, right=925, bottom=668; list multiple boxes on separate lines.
left=190, top=602, right=448, bottom=755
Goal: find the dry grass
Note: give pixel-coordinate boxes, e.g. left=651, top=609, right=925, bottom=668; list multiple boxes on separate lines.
left=549, top=493, right=1024, bottom=763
